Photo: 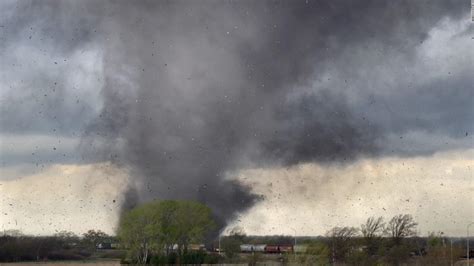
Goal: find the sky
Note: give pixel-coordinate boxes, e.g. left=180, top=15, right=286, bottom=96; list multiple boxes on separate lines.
left=0, top=0, right=473, bottom=236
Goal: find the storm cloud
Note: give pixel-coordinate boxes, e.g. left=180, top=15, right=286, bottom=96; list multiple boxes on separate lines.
left=1, top=0, right=472, bottom=232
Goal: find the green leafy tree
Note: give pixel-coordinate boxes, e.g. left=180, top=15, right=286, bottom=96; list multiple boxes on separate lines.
left=171, top=200, right=215, bottom=256
left=118, top=203, right=160, bottom=264
left=118, top=200, right=215, bottom=264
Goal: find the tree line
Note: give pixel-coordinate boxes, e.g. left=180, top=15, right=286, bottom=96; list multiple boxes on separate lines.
left=325, top=214, right=419, bottom=264
left=0, top=200, right=469, bottom=265
left=219, top=214, right=467, bottom=265
left=0, top=229, right=114, bottom=262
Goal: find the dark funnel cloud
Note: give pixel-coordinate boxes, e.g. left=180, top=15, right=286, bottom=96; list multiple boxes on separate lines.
left=2, top=0, right=469, bottom=231
left=78, top=0, right=467, bottom=228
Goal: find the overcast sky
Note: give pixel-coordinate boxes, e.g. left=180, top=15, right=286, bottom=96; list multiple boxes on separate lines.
left=0, top=0, right=472, bottom=236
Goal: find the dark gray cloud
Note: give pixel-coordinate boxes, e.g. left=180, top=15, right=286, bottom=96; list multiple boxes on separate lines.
left=1, top=0, right=471, bottom=230
left=0, top=0, right=103, bottom=136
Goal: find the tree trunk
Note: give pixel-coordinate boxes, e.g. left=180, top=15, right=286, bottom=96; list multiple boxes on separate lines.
left=142, top=242, right=148, bottom=264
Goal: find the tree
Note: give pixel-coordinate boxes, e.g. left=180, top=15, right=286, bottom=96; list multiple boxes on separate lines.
left=386, top=214, right=417, bottom=245
left=361, top=216, right=385, bottom=255
left=221, top=237, right=241, bottom=259
left=54, top=231, right=79, bottom=249
left=1, top=230, right=23, bottom=237
left=326, top=226, right=358, bottom=262
left=171, top=200, right=215, bottom=256
left=384, top=243, right=412, bottom=265
left=118, top=203, right=160, bottom=264
left=361, top=216, right=385, bottom=239
left=221, top=227, right=246, bottom=259
left=420, top=231, right=456, bottom=265
left=82, top=230, right=109, bottom=249
left=118, top=200, right=215, bottom=264
left=55, top=230, right=78, bottom=240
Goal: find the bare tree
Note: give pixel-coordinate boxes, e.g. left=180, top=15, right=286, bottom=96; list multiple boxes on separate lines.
left=386, top=214, right=417, bottom=244
left=326, top=226, right=358, bottom=262
left=361, top=216, right=385, bottom=238
left=361, top=216, right=385, bottom=256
